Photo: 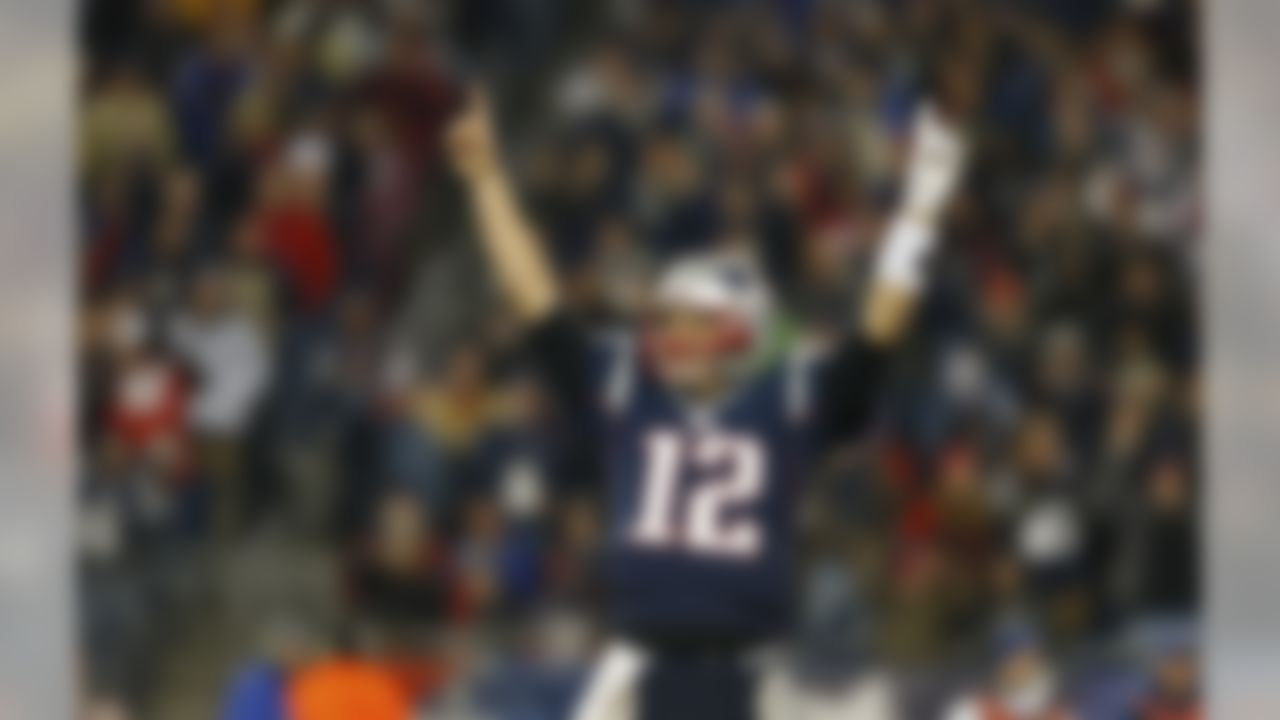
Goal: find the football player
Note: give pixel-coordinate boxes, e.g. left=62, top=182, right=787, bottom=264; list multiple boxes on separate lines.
left=446, top=88, right=967, bottom=720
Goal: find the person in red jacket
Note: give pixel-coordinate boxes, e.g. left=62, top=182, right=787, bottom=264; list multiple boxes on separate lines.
left=103, top=299, right=191, bottom=480
left=254, top=134, right=340, bottom=315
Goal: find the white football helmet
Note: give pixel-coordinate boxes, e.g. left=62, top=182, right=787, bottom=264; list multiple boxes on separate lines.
left=648, top=249, right=775, bottom=375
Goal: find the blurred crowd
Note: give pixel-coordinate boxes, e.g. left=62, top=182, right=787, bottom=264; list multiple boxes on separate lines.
left=77, top=0, right=1199, bottom=718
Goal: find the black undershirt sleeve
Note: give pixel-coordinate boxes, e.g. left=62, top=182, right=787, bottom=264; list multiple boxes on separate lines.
left=524, top=312, right=599, bottom=426
left=524, top=312, right=609, bottom=496
left=813, top=335, right=892, bottom=449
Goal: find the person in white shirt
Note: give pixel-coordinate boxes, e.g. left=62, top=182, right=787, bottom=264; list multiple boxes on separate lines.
left=170, top=266, right=270, bottom=538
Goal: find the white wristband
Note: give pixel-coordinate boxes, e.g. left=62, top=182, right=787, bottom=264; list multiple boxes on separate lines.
left=873, top=215, right=937, bottom=292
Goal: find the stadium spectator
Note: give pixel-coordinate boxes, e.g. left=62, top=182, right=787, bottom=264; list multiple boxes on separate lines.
left=1133, top=636, right=1201, bottom=720
left=170, top=265, right=270, bottom=536
left=346, top=489, right=458, bottom=630
left=942, top=622, right=1078, bottom=720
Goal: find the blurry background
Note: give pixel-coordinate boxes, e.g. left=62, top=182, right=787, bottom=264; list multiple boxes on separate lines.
left=76, top=0, right=1199, bottom=717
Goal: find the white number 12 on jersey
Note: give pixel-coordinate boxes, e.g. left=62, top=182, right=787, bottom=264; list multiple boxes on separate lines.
left=629, top=429, right=766, bottom=560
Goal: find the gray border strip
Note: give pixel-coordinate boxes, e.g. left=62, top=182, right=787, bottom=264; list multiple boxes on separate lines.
left=0, top=0, right=76, bottom=717
left=1208, top=0, right=1280, bottom=717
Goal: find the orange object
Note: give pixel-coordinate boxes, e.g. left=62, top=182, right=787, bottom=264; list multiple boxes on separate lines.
left=287, top=658, right=414, bottom=720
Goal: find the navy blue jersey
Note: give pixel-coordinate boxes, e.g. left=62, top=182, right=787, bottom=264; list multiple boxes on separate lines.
left=527, top=315, right=886, bottom=640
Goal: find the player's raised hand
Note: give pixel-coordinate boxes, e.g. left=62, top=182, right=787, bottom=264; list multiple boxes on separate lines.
left=901, top=103, right=968, bottom=223
left=447, top=84, right=559, bottom=321
left=446, top=86, right=502, bottom=183
left=863, top=103, right=969, bottom=344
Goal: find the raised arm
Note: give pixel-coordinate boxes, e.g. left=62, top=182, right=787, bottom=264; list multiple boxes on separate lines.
left=446, top=89, right=559, bottom=324
left=814, top=104, right=968, bottom=444
left=861, top=103, right=968, bottom=347
left=446, top=89, right=601, bottom=435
